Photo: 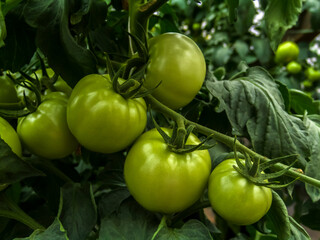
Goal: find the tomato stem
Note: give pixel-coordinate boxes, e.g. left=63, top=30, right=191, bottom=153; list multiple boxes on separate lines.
left=0, top=192, right=45, bottom=231
left=145, top=95, right=320, bottom=189
left=151, top=215, right=167, bottom=240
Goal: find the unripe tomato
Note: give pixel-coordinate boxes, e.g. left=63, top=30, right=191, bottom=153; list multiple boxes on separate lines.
left=17, top=92, right=78, bottom=159
left=286, top=61, right=302, bottom=74
left=208, top=159, right=272, bottom=225
left=305, top=67, right=320, bottom=81
left=144, top=32, right=206, bottom=109
left=0, top=116, right=22, bottom=191
left=0, top=74, right=19, bottom=103
left=67, top=74, right=147, bottom=154
left=275, top=41, right=299, bottom=64
left=124, top=128, right=212, bottom=214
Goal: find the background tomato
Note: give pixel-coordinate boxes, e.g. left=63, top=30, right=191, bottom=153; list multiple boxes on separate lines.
left=0, top=74, right=19, bottom=103
left=286, top=61, right=302, bottom=74
left=275, top=41, right=299, bottom=64
left=17, top=92, right=78, bottom=159
left=305, top=67, right=320, bottom=81
left=208, top=159, right=272, bottom=225
left=144, top=32, right=206, bottom=109
left=124, top=128, right=212, bottom=214
left=67, top=74, right=147, bottom=154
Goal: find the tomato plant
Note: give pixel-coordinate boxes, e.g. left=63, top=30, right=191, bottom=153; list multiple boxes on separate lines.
left=17, top=92, right=78, bottom=159
left=305, top=67, right=320, bottom=81
left=144, top=32, right=206, bottom=109
left=124, top=128, right=211, bottom=214
left=67, top=74, right=147, bottom=154
left=208, top=159, right=272, bottom=225
left=275, top=41, right=299, bottom=64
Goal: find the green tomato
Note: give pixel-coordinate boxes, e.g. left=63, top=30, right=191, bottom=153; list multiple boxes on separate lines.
left=17, top=92, right=78, bottom=159
left=0, top=74, right=19, bottom=103
left=286, top=61, right=302, bottom=74
left=0, top=116, right=22, bottom=191
left=144, top=32, right=206, bottom=109
left=275, top=41, right=299, bottom=64
left=124, top=128, right=212, bottom=214
left=208, top=159, right=272, bottom=225
left=34, top=68, right=72, bottom=96
left=67, top=74, right=147, bottom=154
left=305, top=67, right=320, bottom=81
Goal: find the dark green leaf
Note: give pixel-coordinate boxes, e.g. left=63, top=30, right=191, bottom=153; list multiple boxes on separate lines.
left=234, top=0, right=256, bottom=35
left=234, top=40, right=249, bottom=59
left=252, top=38, right=272, bottom=65
left=13, top=218, right=69, bottom=240
left=0, top=138, right=44, bottom=185
left=154, top=219, right=213, bottom=240
left=98, top=198, right=158, bottom=240
left=23, top=0, right=102, bottom=87
left=58, top=183, right=97, bottom=240
left=225, top=0, right=239, bottom=22
left=303, top=116, right=320, bottom=202
left=264, top=0, right=303, bottom=51
left=206, top=67, right=310, bottom=165
left=266, top=191, right=291, bottom=240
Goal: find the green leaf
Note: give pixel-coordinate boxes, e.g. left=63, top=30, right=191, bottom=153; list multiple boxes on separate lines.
left=23, top=0, right=104, bottom=87
left=234, top=40, right=249, bottom=59
left=289, top=216, right=311, bottom=240
left=303, top=116, right=320, bottom=202
left=225, top=0, right=239, bottom=22
left=264, top=0, right=303, bottom=51
left=154, top=219, right=213, bottom=240
left=252, top=38, right=272, bottom=65
left=266, top=191, right=291, bottom=240
left=300, top=199, right=320, bottom=231
left=289, top=89, right=320, bottom=115
left=0, top=138, right=44, bottom=185
left=234, top=0, right=256, bottom=35
left=206, top=67, right=310, bottom=166
left=98, top=198, right=159, bottom=240
left=13, top=218, right=69, bottom=240
left=58, top=183, right=97, bottom=240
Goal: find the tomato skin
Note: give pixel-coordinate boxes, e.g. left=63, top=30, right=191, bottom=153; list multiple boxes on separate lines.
left=305, top=67, right=320, bottom=81
left=124, top=128, right=212, bottom=214
left=275, top=41, right=299, bottom=64
left=0, top=117, right=22, bottom=191
left=144, top=32, right=206, bottom=109
left=286, top=61, right=302, bottom=74
left=208, top=159, right=272, bottom=225
left=0, top=74, right=19, bottom=103
left=67, top=74, right=147, bottom=154
left=17, top=92, right=78, bottom=159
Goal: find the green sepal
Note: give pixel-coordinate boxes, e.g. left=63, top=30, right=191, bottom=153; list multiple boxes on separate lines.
left=126, top=31, right=148, bottom=61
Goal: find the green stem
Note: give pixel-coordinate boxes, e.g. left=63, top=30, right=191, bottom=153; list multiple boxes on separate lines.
left=0, top=192, right=45, bottom=230
left=151, top=215, right=167, bottom=240
left=145, top=95, right=320, bottom=189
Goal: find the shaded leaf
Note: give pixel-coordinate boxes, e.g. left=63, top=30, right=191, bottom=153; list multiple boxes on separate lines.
left=58, top=183, right=97, bottom=240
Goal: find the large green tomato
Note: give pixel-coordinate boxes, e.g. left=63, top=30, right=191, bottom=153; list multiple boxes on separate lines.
left=67, top=74, right=147, bottom=154
left=275, top=41, right=299, bottom=64
left=0, top=74, right=19, bottom=103
left=208, top=159, right=272, bottom=225
left=124, top=128, right=212, bottom=214
left=17, top=92, right=78, bottom=159
left=144, top=32, right=206, bottom=110
left=0, top=116, right=22, bottom=191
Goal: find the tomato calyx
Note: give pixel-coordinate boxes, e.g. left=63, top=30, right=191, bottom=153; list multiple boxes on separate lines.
left=232, top=149, right=299, bottom=189
left=152, top=115, right=215, bottom=154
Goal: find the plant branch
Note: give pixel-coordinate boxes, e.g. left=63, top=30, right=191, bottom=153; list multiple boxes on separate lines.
left=145, top=95, right=320, bottom=189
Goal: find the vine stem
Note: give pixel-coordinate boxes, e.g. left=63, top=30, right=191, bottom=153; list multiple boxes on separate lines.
left=151, top=215, right=167, bottom=240
left=145, top=95, right=320, bottom=189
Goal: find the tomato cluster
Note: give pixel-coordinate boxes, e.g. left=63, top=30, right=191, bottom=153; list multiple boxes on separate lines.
left=0, top=32, right=272, bottom=226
